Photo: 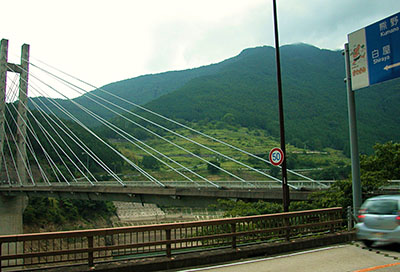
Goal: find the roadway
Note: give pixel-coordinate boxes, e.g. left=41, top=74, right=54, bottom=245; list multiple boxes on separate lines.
left=176, top=243, right=400, bottom=272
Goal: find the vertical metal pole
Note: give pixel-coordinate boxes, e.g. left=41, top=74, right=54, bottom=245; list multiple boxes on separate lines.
left=231, top=223, right=237, bottom=249
left=272, top=0, right=289, bottom=212
left=165, top=229, right=172, bottom=258
left=16, top=44, right=30, bottom=185
left=347, top=206, right=353, bottom=231
left=0, top=39, right=8, bottom=173
left=344, top=43, right=362, bottom=214
left=87, top=235, right=94, bottom=268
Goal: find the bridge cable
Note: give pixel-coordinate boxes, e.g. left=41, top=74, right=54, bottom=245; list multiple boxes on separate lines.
left=27, top=66, right=217, bottom=188
left=64, top=109, right=203, bottom=186
left=3, top=112, right=33, bottom=185
left=0, top=74, right=21, bottom=185
left=6, top=71, right=60, bottom=186
left=3, top=131, right=23, bottom=185
left=30, top=59, right=322, bottom=187
left=25, top=70, right=159, bottom=187
left=3, top=76, right=38, bottom=185
left=24, top=76, right=99, bottom=185
left=29, top=61, right=302, bottom=188
left=1, top=74, right=17, bottom=185
left=44, top=76, right=222, bottom=188
left=5, top=94, right=51, bottom=186
left=30, top=84, right=161, bottom=187
left=19, top=78, right=113, bottom=185
left=27, top=93, right=111, bottom=185
left=6, top=75, right=63, bottom=185
left=28, top=98, right=95, bottom=184
left=1, top=151, right=12, bottom=185
left=18, top=69, right=126, bottom=186
left=29, top=63, right=255, bottom=188
left=18, top=100, right=74, bottom=185
left=34, top=62, right=257, bottom=187
left=24, top=64, right=204, bottom=187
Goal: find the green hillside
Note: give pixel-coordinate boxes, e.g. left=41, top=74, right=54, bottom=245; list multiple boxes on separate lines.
left=139, top=44, right=400, bottom=154
left=31, top=43, right=400, bottom=154
left=29, top=56, right=236, bottom=126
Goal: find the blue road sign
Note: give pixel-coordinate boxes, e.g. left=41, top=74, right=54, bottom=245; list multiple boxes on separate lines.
left=348, top=12, right=400, bottom=90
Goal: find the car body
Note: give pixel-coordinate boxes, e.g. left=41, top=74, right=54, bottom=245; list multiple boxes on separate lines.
left=355, top=195, right=400, bottom=247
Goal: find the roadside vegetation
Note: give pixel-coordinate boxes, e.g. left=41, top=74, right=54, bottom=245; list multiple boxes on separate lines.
left=215, top=141, right=400, bottom=217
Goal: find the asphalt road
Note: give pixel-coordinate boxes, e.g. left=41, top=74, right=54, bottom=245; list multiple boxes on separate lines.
left=176, top=243, right=400, bottom=272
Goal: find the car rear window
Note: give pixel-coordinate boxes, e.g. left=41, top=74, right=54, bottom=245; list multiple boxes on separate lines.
left=364, top=199, right=398, bottom=215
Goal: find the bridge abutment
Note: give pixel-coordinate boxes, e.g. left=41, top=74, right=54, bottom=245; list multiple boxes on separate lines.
left=0, top=195, right=27, bottom=235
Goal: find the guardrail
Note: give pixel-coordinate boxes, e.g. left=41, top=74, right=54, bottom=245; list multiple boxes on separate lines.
left=0, top=207, right=344, bottom=271
left=2, top=180, right=399, bottom=190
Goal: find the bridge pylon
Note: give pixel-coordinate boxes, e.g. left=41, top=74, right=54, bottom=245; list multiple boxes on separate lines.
left=0, top=39, right=30, bottom=235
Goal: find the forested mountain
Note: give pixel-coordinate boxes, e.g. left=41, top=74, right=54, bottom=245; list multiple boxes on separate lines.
left=31, top=43, right=400, bottom=154
left=124, top=44, right=400, bottom=154
left=29, top=56, right=236, bottom=125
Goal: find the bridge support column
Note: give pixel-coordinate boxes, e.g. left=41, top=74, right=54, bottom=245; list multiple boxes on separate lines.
left=0, top=195, right=27, bottom=235
left=0, top=195, right=27, bottom=269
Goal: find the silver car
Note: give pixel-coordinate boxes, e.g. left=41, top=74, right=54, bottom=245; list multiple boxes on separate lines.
left=355, top=195, right=400, bottom=247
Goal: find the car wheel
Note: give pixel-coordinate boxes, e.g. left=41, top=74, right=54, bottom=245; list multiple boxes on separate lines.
left=361, top=240, right=373, bottom=247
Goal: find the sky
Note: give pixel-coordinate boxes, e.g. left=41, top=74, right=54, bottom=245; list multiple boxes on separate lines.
left=1, top=0, right=400, bottom=98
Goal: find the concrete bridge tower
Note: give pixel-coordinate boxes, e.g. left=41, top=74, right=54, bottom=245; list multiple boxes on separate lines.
left=0, top=39, right=30, bottom=235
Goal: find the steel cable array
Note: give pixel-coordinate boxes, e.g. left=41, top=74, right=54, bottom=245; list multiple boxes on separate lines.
left=0, top=56, right=326, bottom=190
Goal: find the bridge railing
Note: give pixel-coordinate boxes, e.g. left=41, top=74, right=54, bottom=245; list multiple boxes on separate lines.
left=0, top=207, right=344, bottom=271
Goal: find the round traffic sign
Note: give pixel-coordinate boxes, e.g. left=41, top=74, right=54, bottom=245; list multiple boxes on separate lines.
left=269, top=147, right=284, bottom=166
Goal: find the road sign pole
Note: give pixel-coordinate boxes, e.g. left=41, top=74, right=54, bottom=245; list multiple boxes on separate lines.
left=344, top=43, right=362, bottom=214
left=272, top=0, right=289, bottom=212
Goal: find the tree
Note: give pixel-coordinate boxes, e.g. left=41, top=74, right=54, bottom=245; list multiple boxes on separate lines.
left=214, top=142, right=400, bottom=214
left=222, top=113, right=236, bottom=125
left=360, top=141, right=400, bottom=180
left=207, top=160, right=221, bottom=174
left=307, top=141, right=399, bottom=208
left=215, top=199, right=283, bottom=217
left=141, top=156, right=160, bottom=170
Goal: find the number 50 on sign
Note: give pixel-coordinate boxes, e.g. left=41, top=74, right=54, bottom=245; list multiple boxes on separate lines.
left=269, top=147, right=284, bottom=166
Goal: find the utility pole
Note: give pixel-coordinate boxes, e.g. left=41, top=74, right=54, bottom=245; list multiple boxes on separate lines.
left=272, top=0, right=290, bottom=212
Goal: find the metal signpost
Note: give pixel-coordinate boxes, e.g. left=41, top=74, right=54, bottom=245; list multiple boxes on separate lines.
left=345, top=12, right=400, bottom=214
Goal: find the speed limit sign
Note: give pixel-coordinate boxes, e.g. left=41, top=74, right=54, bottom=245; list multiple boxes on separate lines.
left=269, top=147, right=284, bottom=166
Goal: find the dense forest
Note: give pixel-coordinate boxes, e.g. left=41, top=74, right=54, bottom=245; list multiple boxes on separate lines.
left=31, top=43, right=400, bottom=154
left=106, top=44, right=400, bottom=154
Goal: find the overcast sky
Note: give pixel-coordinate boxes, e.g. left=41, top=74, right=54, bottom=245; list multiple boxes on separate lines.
left=2, top=0, right=399, bottom=97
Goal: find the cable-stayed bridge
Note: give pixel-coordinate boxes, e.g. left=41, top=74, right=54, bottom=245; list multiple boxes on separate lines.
left=0, top=39, right=329, bottom=234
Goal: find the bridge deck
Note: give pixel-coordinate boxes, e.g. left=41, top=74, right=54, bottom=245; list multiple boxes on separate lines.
left=0, top=183, right=314, bottom=206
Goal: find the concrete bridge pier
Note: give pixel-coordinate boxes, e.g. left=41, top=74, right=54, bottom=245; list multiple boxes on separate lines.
left=1, top=195, right=27, bottom=269
left=0, top=195, right=27, bottom=235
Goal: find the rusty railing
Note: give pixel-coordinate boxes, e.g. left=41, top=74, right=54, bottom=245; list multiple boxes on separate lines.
left=0, top=207, right=344, bottom=271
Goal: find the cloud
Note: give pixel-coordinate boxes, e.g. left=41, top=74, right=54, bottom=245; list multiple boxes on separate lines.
left=278, top=0, right=400, bottom=49
left=1, top=0, right=400, bottom=95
